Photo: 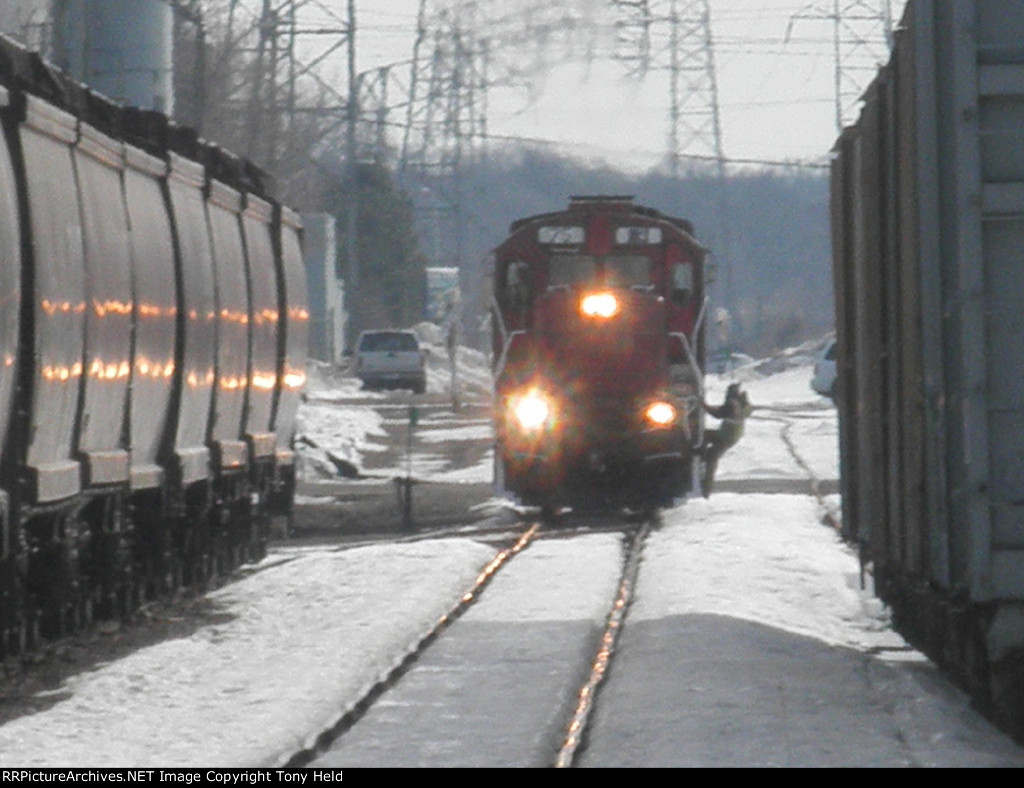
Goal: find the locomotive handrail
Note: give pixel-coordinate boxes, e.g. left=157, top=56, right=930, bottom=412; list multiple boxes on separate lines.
left=671, top=331, right=703, bottom=393
left=490, top=294, right=509, bottom=350
left=494, top=330, right=527, bottom=389
left=672, top=295, right=709, bottom=391
left=670, top=329, right=705, bottom=450
left=693, top=294, right=709, bottom=348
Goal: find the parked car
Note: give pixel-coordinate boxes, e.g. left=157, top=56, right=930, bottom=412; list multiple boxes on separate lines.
left=354, top=330, right=427, bottom=394
left=811, top=340, right=837, bottom=399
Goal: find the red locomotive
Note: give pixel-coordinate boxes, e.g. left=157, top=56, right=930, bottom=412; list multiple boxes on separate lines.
left=491, top=196, right=707, bottom=511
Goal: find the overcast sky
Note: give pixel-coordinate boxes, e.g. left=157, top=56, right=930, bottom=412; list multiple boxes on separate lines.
left=326, top=0, right=905, bottom=172
left=2, top=1, right=901, bottom=172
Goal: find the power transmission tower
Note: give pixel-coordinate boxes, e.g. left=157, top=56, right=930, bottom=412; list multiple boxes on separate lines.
left=611, top=0, right=725, bottom=180
left=400, top=6, right=486, bottom=191
left=612, top=0, right=734, bottom=349
left=395, top=0, right=603, bottom=270
left=357, top=63, right=408, bottom=165
left=399, top=2, right=490, bottom=272
left=205, top=1, right=360, bottom=330
left=788, top=0, right=895, bottom=133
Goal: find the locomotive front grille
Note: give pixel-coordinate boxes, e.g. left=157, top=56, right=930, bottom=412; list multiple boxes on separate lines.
left=562, top=397, right=639, bottom=450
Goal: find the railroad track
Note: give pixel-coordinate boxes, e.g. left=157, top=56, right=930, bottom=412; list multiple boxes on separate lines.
left=283, top=511, right=655, bottom=768
left=555, top=517, right=651, bottom=767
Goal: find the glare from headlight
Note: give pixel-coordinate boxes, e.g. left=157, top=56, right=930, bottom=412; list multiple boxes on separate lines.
left=644, top=401, right=677, bottom=427
left=580, top=292, right=620, bottom=319
left=511, top=390, right=551, bottom=431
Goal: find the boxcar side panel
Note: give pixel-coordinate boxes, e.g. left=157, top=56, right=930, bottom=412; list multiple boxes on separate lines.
left=20, top=98, right=84, bottom=502
left=878, top=63, right=903, bottom=577
left=976, top=0, right=1024, bottom=596
left=892, top=23, right=928, bottom=582
left=851, top=88, right=886, bottom=558
left=124, top=146, right=177, bottom=490
left=240, top=195, right=278, bottom=455
left=206, top=181, right=249, bottom=471
left=902, top=0, right=952, bottom=592
left=73, top=123, right=132, bottom=487
left=166, top=154, right=214, bottom=485
left=0, top=92, right=20, bottom=469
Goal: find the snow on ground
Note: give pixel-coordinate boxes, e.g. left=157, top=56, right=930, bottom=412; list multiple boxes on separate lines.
left=648, top=495, right=894, bottom=652
left=0, top=540, right=497, bottom=768
left=706, top=345, right=840, bottom=484
left=411, top=322, right=494, bottom=400
left=296, top=363, right=389, bottom=478
left=296, top=331, right=494, bottom=482
left=1, top=338, right=1022, bottom=766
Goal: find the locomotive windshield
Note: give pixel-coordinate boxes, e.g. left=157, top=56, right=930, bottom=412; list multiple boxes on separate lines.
left=604, top=255, right=651, bottom=288
left=547, top=254, right=652, bottom=289
left=549, top=254, right=597, bottom=286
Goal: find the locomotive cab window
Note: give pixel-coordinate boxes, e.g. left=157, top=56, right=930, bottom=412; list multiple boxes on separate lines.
left=670, top=262, right=694, bottom=305
left=502, top=261, right=531, bottom=311
left=549, top=254, right=597, bottom=288
left=604, top=255, right=652, bottom=289
left=549, top=254, right=651, bottom=289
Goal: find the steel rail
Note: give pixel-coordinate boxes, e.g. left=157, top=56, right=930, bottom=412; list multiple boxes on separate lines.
left=282, top=521, right=542, bottom=767
left=554, top=517, right=653, bottom=767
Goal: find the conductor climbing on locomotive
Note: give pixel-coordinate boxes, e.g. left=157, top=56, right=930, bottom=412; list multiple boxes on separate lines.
left=701, top=382, right=752, bottom=496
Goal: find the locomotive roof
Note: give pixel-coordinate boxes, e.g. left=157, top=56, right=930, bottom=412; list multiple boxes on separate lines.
left=508, top=195, right=696, bottom=238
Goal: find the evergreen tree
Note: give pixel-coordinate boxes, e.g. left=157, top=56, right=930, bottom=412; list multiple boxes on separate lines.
left=324, top=163, right=429, bottom=332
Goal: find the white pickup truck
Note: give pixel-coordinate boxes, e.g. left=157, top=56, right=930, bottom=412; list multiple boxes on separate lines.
left=354, top=329, right=427, bottom=394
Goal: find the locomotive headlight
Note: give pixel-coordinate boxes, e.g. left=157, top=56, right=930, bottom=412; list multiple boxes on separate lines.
left=510, top=389, right=552, bottom=432
left=580, top=291, right=620, bottom=319
left=644, top=401, right=677, bottom=428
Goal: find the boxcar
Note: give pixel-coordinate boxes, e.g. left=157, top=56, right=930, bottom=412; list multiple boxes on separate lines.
left=831, top=0, right=1024, bottom=734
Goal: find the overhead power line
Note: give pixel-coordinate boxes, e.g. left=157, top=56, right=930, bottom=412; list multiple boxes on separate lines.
left=611, top=0, right=725, bottom=180
left=786, top=0, right=895, bottom=132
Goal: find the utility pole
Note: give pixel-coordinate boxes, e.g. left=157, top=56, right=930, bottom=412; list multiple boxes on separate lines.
left=345, top=0, right=361, bottom=339
left=787, top=0, right=895, bottom=133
